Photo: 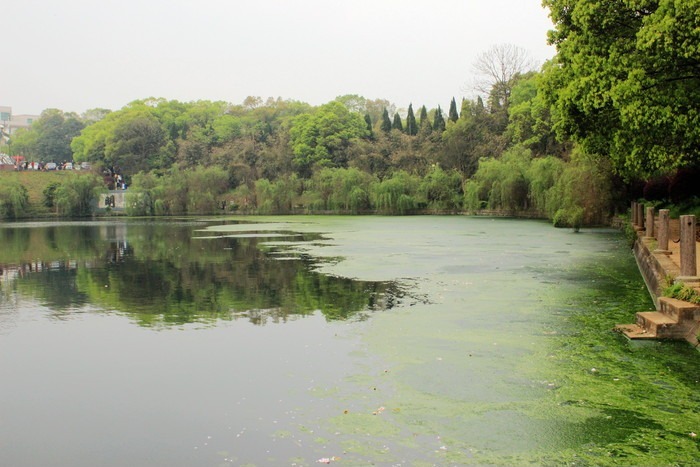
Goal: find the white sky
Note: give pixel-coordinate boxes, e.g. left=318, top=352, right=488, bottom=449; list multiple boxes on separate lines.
left=3, top=0, right=555, bottom=115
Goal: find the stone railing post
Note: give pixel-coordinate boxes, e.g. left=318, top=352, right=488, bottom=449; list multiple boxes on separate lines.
left=636, top=203, right=645, bottom=231
left=645, top=206, right=654, bottom=238
left=679, top=215, right=697, bottom=279
left=655, top=209, right=670, bottom=253
left=631, top=201, right=638, bottom=227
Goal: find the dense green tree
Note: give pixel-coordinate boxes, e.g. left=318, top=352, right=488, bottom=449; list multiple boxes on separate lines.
left=448, top=97, right=459, bottom=122
left=441, top=98, right=506, bottom=177
left=72, top=103, right=168, bottom=173
left=110, top=112, right=167, bottom=174
left=506, top=70, right=567, bottom=157
left=11, top=109, right=84, bottom=162
left=289, top=101, right=369, bottom=177
left=542, top=0, right=700, bottom=178
left=380, top=108, right=393, bottom=133
left=405, top=104, right=418, bottom=136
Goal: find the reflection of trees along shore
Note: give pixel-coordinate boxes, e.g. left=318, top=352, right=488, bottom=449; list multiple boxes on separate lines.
left=0, top=222, right=408, bottom=326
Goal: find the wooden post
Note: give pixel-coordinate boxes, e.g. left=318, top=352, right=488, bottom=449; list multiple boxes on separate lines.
left=656, top=209, right=670, bottom=253
left=631, top=202, right=638, bottom=227
left=645, top=207, right=654, bottom=238
left=679, top=215, right=697, bottom=278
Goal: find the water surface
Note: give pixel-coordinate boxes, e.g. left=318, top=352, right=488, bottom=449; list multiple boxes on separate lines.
left=1, top=216, right=698, bottom=466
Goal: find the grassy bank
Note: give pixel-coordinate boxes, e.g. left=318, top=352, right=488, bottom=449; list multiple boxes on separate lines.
left=0, top=170, right=84, bottom=217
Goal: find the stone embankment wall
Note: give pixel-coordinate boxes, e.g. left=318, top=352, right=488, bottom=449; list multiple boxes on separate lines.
left=633, top=231, right=678, bottom=309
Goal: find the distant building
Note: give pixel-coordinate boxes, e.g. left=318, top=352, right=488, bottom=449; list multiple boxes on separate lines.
left=0, top=106, right=40, bottom=136
left=0, top=106, right=11, bottom=122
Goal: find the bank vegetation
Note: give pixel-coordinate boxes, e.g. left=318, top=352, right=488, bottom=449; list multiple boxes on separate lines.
left=2, top=1, right=698, bottom=224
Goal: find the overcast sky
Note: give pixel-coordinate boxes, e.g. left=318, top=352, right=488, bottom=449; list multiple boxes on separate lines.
left=4, top=0, right=555, bottom=116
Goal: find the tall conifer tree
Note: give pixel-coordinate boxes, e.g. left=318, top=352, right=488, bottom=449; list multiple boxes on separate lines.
left=364, top=113, right=374, bottom=139
left=380, top=108, right=392, bottom=133
left=392, top=113, right=403, bottom=132
left=419, top=105, right=432, bottom=131
left=405, top=104, right=417, bottom=136
left=433, top=106, right=446, bottom=132
left=448, top=97, right=459, bottom=122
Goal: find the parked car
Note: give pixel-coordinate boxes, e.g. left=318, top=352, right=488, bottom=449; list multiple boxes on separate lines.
left=64, top=162, right=74, bottom=170
left=45, top=162, right=57, bottom=170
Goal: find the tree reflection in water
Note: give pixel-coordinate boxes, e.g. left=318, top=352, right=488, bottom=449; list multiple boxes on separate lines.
left=0, top=220, right=406, bottom=327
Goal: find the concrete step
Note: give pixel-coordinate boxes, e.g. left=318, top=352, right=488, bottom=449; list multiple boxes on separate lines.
left=659, top=296, right=700, bottom=322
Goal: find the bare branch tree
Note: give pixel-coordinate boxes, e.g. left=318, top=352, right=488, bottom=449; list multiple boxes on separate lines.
left=471, top=44, right=537, bottom=109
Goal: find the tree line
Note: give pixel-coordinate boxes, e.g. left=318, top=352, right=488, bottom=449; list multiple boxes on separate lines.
left=3, top=1, right=699, bottom=223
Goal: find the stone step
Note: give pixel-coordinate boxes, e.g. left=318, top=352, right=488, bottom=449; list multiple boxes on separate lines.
left=636, top=311, right=693, bottom=339
left=615, top=323, right=659, bottom=339
left=659, top=296, right=700, bottom=322
left=636, top=312, right=676, bottom=337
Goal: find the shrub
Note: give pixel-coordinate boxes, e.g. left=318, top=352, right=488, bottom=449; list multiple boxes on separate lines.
left=663, top=282, right=700, bottom=305
left=43, top=182, right=61, bottom=209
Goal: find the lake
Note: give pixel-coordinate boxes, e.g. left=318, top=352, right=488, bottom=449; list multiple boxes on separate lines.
left=1, top=216, right=698, bottom=466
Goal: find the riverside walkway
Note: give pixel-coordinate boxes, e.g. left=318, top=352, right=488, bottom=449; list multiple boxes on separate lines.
left=616, top=208, right=700, bottom=346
